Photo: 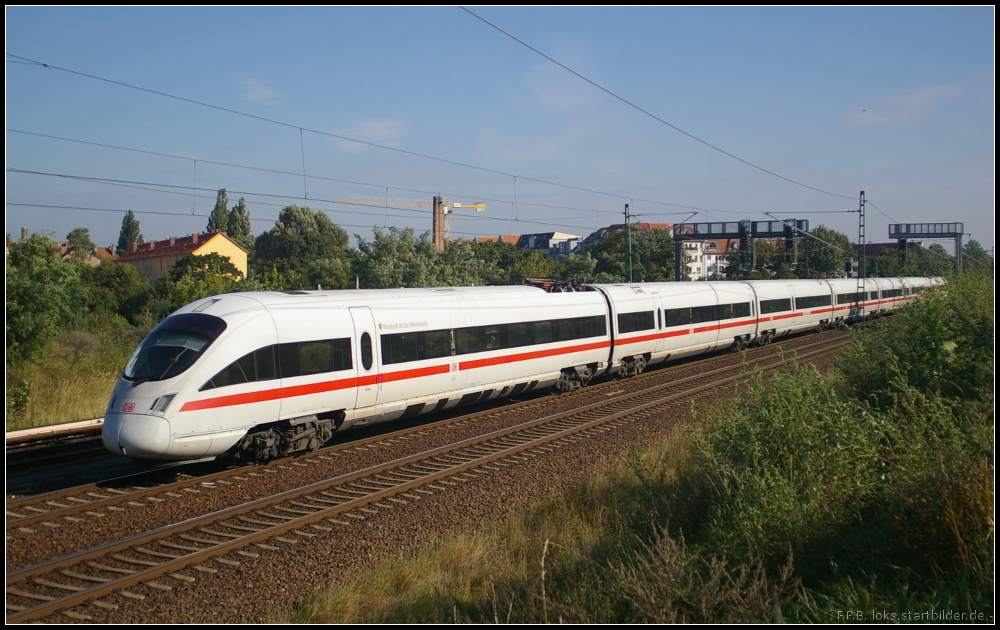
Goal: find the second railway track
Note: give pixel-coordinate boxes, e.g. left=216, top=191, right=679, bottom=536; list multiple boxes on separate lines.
left=6, top=333, right=853, bottom=623
left=7, top=328, right=852, bottom=535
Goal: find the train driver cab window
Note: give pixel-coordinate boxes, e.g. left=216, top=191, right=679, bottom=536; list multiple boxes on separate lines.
left=125, top=313, right=227, bottom=385
left=361, top=332, right=373, bottom=371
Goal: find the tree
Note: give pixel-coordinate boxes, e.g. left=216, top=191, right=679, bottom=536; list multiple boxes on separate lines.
left=588, top=226, right=674, bottom=282
left=255, top=205, right=349, bottom=263
left=6, top=234, right=86, bottom=362
left=80, top=259, right=152, bottom=324
left=465, top=240, right=530, bottom=285
left=253, top=205, right=350, bottom=287
left=306, top=257, right=354, bottom=290
left=116, top=210, right=145, bottom=255
left=870, top=246, right=903, bottom=278
left=156, top=253, right=243, bottom=311
left=562, top=251, right=597, bottom=281
left=227, top=197, right=254, bottom=251
left=354, top=227, right=444, bottom=288
left=962, top=239, right=993, bottom=272
left=806, top=225, right=852, bottom=278
left=66, top=227, right=97, bottom=264
left=510, top=251, right=562, bottom=281
left=207, top=189, right=230, bottom=233
left=913, top=243, right=955, bottom=277
left=441, top=240, right=507, bottom=286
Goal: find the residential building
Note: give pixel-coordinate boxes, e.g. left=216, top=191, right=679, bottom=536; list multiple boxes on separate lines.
left=116, top=231, right=248, bottom=283
left=55, top=241, right=115, bottom=267
left=473, top=235, right=520, bottom=245
left=680, top=238, right=740, bottom=280
left=583, top=222, right=673, bottom=246
left=516, top=232, right=583, bottom=261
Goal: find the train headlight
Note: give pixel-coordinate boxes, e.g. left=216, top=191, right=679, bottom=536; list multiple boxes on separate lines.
left=149, top=394, right=177, bottom=415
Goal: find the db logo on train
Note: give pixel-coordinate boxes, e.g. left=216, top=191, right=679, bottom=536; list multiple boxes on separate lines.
left=122, top=403, right=136, bottom=412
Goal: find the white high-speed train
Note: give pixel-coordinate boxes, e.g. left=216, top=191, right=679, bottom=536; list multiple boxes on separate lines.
left=102, top=276, right=941, bottom=463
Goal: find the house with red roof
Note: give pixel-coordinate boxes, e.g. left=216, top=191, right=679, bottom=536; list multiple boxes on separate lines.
left=116, top=231, right=248, bottom=283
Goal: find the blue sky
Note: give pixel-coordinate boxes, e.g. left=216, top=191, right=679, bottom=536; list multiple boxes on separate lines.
left=6, top=7, right=994, bottom=254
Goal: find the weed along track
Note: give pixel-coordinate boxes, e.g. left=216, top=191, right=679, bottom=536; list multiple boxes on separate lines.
left=6, top=329, right=850, bottom=554
left=5, top=333, right=853, bottom=623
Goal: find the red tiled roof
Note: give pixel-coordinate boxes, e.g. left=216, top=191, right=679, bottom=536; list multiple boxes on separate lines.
left=702, top=238, right=739, bottom=252
left=116, top=231, right=245, bottom=261
left=602, top=222, right=674, bottom=233
left=474, top=235, right=520, bottom=244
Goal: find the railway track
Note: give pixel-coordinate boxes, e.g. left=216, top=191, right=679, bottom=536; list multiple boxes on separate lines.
left=6, top=328, right=851, bottom=532
left=6, top=419, right=107, bottom=471
left=5, top=333, right=853, bottom=622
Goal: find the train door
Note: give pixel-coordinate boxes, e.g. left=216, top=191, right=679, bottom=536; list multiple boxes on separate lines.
left=349, top=307, right=379, bottom=410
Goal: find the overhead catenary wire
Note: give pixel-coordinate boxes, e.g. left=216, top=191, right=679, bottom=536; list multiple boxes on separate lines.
left=6, top=53, right=731, bottom=211
left=4, top=202, right=562, bottom=239
left=459, top=7, right=857, bottom=202
left=8, top=128, right=714, bottom=217
left=6, top=167, right=637, bottom=235
left=7, top=54, right=976, bottom=251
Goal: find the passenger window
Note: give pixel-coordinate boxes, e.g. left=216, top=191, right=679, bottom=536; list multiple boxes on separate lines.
left=484, top=325, right=500, bottom=350
left=533, top=321, right=553, bottom=344
left=361, top=332, right=373, bottom=371
left=278, top=343, right=301, bottom=378
left=507, top=322, right=529, bottom=348
left=300, top=340, right=333, bottom=376
left=425, top=330, right=452, bottom=359
left=456, top=327, right=483, bottom=354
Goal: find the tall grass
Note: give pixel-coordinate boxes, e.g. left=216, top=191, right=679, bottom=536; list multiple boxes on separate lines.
left=5, top=315, right=147, bottom=430
left=296, top=272, right=993, bottom=623
left=296, top=431, right=795, bottom=624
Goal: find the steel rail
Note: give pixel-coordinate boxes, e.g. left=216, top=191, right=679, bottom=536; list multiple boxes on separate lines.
left=7, top=330, right=850, bottom=530
left=6, top=338, right=850, bottom=623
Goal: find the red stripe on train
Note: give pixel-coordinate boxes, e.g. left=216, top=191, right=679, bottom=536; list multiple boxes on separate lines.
left=459, top=340, right=610, bottom=370
left=179, top=374, right=374, bottom=412
left=618, top=318, right=758, bottom=344
left=180, top=340, right=611, bottom=411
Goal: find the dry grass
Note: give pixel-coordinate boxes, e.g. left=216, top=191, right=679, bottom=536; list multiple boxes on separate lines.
left=6, top=328, right=133, bottom=431
left=294, top=429, right=796, bottom=624
left=5, top=367, right=117, bottom=431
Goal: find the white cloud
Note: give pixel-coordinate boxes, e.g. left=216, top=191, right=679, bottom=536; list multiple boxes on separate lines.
left=239, top=78, right=281, bottom=103
left=333, top=118, right=406, bottom=152
left=522, top=62, right=596, bottom=111
left=477, top=127, right=574, bottom=161
left=846, top=84, right=967, bottom=126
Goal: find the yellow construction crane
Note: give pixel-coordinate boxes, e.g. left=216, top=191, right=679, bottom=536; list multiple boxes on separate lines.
left=335, top=196, right=486, bottom=250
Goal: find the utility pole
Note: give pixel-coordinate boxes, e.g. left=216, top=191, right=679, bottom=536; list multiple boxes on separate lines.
left=432, top=195, right=444, bottom=251
left=956, top=232, right=964, bottom=275
left=859, top=191, right=866, bottom=281
left=857, top=191, right=866, bottom=325
left=625, top=203, right=633, bottom=282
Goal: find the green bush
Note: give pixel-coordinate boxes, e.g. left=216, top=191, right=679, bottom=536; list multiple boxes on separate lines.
left=838, top=271, right=994, bottom=405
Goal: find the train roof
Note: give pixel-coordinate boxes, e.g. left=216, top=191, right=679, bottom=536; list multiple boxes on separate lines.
left=244, top=285, right=547, bottom=305
left=176, top=285, right=556, bottom=319
left=176, top=277, right=943, bottom=320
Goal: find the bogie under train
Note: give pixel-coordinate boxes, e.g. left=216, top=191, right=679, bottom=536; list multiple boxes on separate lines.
left=102, top=277, right=941, bottom=463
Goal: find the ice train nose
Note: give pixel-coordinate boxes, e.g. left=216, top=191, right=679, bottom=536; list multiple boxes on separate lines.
left=113, top=413, right=171, bottom=458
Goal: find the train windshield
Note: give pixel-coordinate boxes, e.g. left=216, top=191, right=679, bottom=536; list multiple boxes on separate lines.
left=124, top=313, right=227, bottom=384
